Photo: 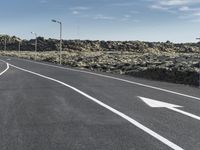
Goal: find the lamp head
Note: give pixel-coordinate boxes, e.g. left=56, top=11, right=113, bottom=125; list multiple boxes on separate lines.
left=52, top=19, right=57, bottom=23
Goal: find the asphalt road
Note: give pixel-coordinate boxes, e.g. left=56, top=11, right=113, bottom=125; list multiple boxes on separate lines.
left=0, top=56, right=200, bottom=150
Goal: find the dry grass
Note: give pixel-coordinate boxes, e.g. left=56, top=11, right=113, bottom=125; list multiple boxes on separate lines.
left=0, top=50, right=199, bottom=86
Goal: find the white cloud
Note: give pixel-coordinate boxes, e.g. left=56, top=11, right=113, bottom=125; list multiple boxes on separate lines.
left=124, top=14, right=131, bottom=18
left=152, top=0, right=200, bottom=6
left=150, top=4, right=170, bottom=10
left=111, top=2, right=136, bottom=7
left=94, top=14, right=115, bottom=20
left=150, top=4, right=177, bottom=13
left=179, top=6, right=200, bottom=12
left=70, top=6, right=89, bottom=16
left=150, top=0, right=200, bottom=9
left=160, top=0, right=190, bottom=6
left=121, top=14, right=131, bottom=21
left=72, top=11, right=79, bottom=15
left=149, top=0, right=200, bottom=22
left=178, top=6, right=200, bottom=21
left=120, top=14, right=140, bottom=22
left=70, top=6, right=89, bottom=11
left=179, top=6, right=190, bottom=11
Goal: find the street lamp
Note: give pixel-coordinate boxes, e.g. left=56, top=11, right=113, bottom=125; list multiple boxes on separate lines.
left=4, top=36, right=7, bottom=51
left=16, top=38, right=22, bottom=53
left=196, top=38, right=200, bottom=88
left=51, top=19, right=62, bottom=65
left=31, top=32, right=38, bottom=60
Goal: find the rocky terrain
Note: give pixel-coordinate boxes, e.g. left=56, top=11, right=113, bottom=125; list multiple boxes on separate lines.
left=0, top=35, right=199, bottom=86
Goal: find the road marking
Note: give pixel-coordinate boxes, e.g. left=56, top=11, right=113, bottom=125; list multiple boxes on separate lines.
left=19, top=58, right=200, bottom=101
left=0, top=62, right=9, bottom=76
left=9, top=63, right=184, bottom=150
left=139, top=96, right=200, bottom=121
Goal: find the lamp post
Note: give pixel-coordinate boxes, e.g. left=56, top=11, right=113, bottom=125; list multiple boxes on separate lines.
left=196, top=38, right=200, bottom=88
left=31, top=32, right=37, bottom=60
left=4, top=36, right=6, bottom=51
left=51, top=19, right=62, bottom=65
left=19, top=40, right=21, bottom=52
left=16, top=38, right=22, bottom=53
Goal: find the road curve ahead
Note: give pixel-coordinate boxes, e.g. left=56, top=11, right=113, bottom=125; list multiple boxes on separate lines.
left=0, top=56, right=200, bottom=150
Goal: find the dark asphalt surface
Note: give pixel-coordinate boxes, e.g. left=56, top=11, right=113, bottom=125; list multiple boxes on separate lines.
left=0, top=61, right=7, bottom=73
left=0, top=56, right=200, bottom=150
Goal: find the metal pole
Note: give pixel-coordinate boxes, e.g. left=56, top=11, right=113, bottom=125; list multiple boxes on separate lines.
left=4, top=37, right=6, bottom=51
left=18, top=41, right=20, bottom=57
left=60, top=22, right=62, bottom=65
left=31, top=32, right=37, bottom=61
left=18, top=41, right=21, bottom=53
left=35, top=35, right=37, bottom=60
left=52, top=19, right=62, bottom=65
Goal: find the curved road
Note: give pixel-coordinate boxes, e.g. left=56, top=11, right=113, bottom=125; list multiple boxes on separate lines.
left=0, top=56, right=200, bottom=150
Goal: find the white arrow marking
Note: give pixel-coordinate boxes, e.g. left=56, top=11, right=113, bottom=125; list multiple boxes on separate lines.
left=139, top=96, right=200, bottom=121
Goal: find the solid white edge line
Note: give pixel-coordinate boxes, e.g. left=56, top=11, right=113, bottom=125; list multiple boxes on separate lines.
left=21, top=58, right=200, bottom=101
left=0, top=62, right=9, bottom=76
left=9, top=63, right=184, bottom=150
left=170, top=107, right=200, bottom=121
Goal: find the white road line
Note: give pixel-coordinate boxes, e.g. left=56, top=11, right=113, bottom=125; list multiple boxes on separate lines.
left=20, top=58, right=200, bottom=101
left=9, top=63, right=184, bottom=150
left=139, top=96, right=200, bottom=121
left=0, top=62, right=9, bottom=76
left=171, top=107, right=200, bottom=121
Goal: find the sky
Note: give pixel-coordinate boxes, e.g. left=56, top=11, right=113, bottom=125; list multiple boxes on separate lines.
left=1, top=0, right=200, bottom=43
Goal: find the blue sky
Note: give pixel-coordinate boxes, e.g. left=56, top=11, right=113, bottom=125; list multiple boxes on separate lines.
left=1, top=0, right=200, bottom=43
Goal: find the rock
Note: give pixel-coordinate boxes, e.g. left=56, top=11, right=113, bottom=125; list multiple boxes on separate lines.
left=0, top=34, right=200, bottom=86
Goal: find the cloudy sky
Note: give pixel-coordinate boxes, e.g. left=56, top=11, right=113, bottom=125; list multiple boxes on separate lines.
left=1, top=0, right=200, bottom=43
